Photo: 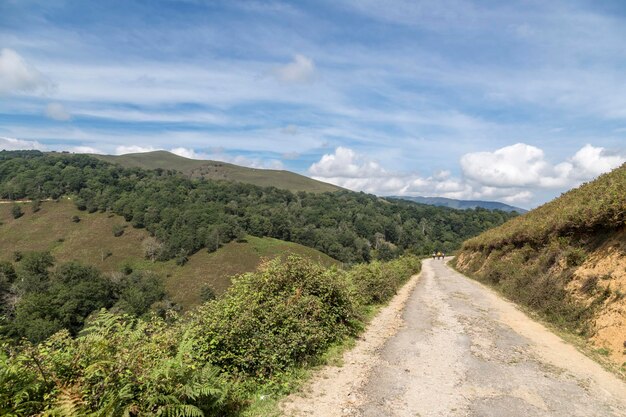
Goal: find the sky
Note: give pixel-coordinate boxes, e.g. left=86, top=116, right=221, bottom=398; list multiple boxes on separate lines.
left=1, top=0, right=625, bottom=209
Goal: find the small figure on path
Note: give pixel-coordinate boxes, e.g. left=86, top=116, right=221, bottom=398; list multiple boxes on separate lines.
left=432, top=252, right=437, bottom=260
left=436, top=251, right=442, bottom=260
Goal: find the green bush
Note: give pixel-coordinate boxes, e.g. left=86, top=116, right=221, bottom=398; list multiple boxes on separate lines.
left=11, top=204, right=23, bottom=219
left=348, top=256, right=420, bottom=305
left=190, top=255, right=360, bottom=379
left=112, top=224, right=125, bottom=237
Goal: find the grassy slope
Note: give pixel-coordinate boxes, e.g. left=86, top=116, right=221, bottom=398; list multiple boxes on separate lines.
left=454, top=163, right=626, bottom=369
left=0, top=200, right=338, bottom=308
left=90, top=151, right=342, bottom=193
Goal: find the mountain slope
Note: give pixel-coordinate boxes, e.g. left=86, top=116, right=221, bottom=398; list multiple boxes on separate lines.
left=389, top=195, right=527, bottom=213
left=90, top=150, right=343, bottom=193
left=0, top=199, right=338, bottom=309
left=454, top=163, right=626, bottom=367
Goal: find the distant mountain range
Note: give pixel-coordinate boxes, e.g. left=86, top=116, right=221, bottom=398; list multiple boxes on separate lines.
left=388, top=196, right=527, bottom=213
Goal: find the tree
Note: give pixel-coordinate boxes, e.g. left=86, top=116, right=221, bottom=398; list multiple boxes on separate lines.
left=16, top=251, right=54, bottom=294
left=142, top=236, right=163, bottom=262
left=114, top=271, right=166, bottom=317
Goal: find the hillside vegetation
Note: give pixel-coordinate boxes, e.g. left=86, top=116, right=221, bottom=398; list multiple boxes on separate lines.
left=454, top=163, right=626, bottom=367
left=92, top=150, right=343, bottom=193
left=1, top=254, right=422, bottom=416
left=0, top=151, right=516, bottom=265
left=0, top=200, right=337, bottom=309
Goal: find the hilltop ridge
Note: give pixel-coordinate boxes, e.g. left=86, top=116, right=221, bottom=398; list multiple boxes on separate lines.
left=90, top=150, right=343, bottom=193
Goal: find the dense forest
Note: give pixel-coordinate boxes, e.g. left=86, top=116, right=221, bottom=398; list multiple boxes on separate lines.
left=0, top=151, right=516, bottom=264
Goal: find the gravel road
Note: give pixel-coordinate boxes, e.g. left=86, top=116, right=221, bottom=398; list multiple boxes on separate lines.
left=282, top=258, right=626, bottom=417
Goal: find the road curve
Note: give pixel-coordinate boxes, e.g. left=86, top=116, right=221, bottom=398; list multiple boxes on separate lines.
left=282, top=258, right=626, bottom=417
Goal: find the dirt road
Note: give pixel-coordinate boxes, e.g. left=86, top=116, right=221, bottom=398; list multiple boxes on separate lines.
left=282, top=258, right=626, bottom=417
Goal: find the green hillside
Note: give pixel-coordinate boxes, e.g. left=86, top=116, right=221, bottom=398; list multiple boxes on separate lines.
left=0, top=199, right=338, bottom=309
left=1, top=151, right=516, bottom=265
left=90, top=150, right=343, bottom=193
left=454, top=163, right=626, bottom=368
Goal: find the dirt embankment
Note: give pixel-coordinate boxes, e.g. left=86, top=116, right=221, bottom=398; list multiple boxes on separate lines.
left=456, top=228, right=626, bottom=368
left=569, top=229, right=626, bottom=364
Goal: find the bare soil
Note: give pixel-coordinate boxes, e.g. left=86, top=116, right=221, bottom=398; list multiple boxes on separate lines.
left=281, top=259, right=626, bottom=417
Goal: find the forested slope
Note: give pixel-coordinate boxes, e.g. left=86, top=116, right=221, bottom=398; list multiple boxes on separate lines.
left=0, top=151, right=516, bottom=264
left=454, top=163, right=626, bottom=367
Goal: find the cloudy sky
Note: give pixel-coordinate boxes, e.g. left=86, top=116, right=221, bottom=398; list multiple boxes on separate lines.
left=1, top=0, right=625, bottom=208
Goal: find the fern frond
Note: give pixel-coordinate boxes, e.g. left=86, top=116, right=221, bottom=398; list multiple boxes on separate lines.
left=158, top=404, right=204, bottom=417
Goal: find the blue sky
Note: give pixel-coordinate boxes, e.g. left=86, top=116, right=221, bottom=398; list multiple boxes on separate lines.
left=1, top=0, right=625, bottom=208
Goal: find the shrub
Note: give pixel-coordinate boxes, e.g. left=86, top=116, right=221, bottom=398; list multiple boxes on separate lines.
left=11, top=204, right=23, bottom=219
left=12, top=251, right=22, bottom=262
left=348, top=255, right=420, bottom=305
left=565, top=247, right=587, bottom=268
left=190, top=255, right=360, bottom=379
left=71, top=215, right=80, bottom=223
left=200, top=285, right=217, bottom=302
left=112, top=224, right=124, bottom=237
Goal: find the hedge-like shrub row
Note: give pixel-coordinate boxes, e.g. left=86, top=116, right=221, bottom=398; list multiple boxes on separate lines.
left=1, top=254, right=421, bottom=416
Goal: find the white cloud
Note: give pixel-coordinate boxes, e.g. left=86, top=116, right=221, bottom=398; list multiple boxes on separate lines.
left=461, top=143, right=625, bottom=189
left=69, top=146, right=103, bottom=154
left=170, top=147, right=197, bottom=159
left=0, top=136, right=45, bottom=150
left=460, top=143, right=549, bottom=187
left=309, top=144, right=626, bottom=207
left=563, top=144, right=624, bottom=179
left=45, top=102, right=71, bottom=121
left=115, top=145, right=158, bottom=155
left=0, top=48, right=52, bottom=95
left=273, top=54, right=315, bottom=83
left=309, top=146, right=388, bottom=178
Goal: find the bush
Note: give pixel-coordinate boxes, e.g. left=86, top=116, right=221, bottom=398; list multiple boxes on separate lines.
left=566, top=247, right=587, bottom=268
left=112, top=224, right=125, bottom=237
left=200, top=285, right=217, bottom=302
left=190, top=255, right=360, bottom=379
left=11, top=204, right=23, bottom=219
left=348, top=256, right=420, bottom=305
left=71, top=215, right=80, bottom=223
